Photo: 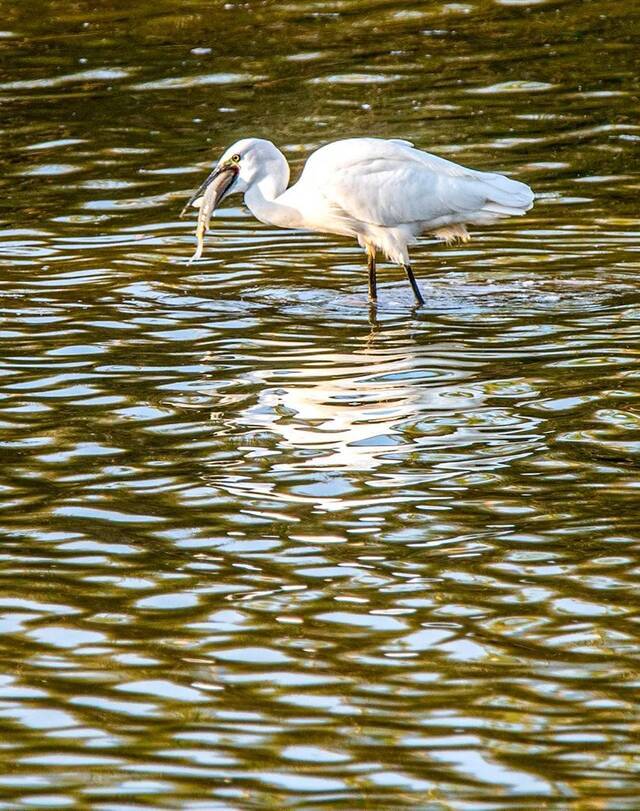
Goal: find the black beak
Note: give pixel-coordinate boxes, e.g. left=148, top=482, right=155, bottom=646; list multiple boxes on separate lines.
left=180, top=163, right=239, bottom=218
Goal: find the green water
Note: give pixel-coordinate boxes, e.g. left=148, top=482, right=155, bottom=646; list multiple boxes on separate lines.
left=0, top=0, right=639, bottom=808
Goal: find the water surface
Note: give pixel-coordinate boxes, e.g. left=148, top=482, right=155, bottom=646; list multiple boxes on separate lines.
left=1, top=0, right=640, bottom=808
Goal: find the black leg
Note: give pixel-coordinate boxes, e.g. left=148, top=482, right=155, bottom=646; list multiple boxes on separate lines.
left=403, top=263, right=424, bottom=306
left=367, top=250, right=377, bottom=302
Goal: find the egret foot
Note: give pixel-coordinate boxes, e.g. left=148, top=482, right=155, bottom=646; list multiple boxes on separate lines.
left=367, top=247, right=377, bottom=302
left=403, top=264, right=424, bottom=306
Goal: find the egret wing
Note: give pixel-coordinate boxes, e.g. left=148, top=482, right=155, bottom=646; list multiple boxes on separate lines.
left=301, top=138, right=532, bottom=228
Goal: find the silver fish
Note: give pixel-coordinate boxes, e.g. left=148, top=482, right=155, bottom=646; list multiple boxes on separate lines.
left=189, top=181, right=217, bottom=264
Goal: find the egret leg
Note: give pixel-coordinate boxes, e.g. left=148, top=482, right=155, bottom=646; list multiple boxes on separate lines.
left=403, top=264, right=424, bottom=306
left=367, top=247, right=377, bottom=302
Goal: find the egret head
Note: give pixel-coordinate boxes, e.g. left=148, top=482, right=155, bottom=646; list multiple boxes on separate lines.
left=181, top=138, right=289, bottom=216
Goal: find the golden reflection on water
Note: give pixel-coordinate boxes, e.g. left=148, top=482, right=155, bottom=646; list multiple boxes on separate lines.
left=0, top=0, right=640, bottom=808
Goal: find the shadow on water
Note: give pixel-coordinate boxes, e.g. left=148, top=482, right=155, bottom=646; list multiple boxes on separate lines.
left=0, top=0, right=640, bottom=808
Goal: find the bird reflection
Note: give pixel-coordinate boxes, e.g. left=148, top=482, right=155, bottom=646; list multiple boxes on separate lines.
left=231, top=336, right=426, bottom=471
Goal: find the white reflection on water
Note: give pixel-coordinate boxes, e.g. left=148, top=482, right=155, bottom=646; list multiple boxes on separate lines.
left=228, top=327, right=482, bottom=474
left=238, top=352, right=425, bottom=471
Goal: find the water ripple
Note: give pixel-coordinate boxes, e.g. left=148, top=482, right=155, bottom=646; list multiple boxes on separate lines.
left=0, top=0, right=639, bottom=807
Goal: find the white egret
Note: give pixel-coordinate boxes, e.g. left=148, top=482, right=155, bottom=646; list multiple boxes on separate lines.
left=181, top=137, right=534, bottom=305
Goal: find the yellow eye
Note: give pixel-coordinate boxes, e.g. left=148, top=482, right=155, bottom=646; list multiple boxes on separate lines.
left=231, top=153, right=241, bottom=163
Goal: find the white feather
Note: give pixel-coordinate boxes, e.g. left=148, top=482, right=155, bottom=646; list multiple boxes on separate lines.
left=186, top=135, right=534, bottom=286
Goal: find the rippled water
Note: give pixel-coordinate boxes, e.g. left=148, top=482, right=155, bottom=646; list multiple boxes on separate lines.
left=1, top=0, right=640, bottom=807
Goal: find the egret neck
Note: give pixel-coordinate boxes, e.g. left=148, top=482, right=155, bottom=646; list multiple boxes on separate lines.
left=244, top=161, right=303, bottom=230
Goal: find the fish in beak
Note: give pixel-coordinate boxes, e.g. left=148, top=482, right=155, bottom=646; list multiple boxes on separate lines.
left=180, top=162, right=239, bottom=218
left=180, top=161, right=239, bottom=263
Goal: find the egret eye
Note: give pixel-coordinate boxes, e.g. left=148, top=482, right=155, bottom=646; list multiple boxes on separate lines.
left=231, top=153, right=241, bottom=163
